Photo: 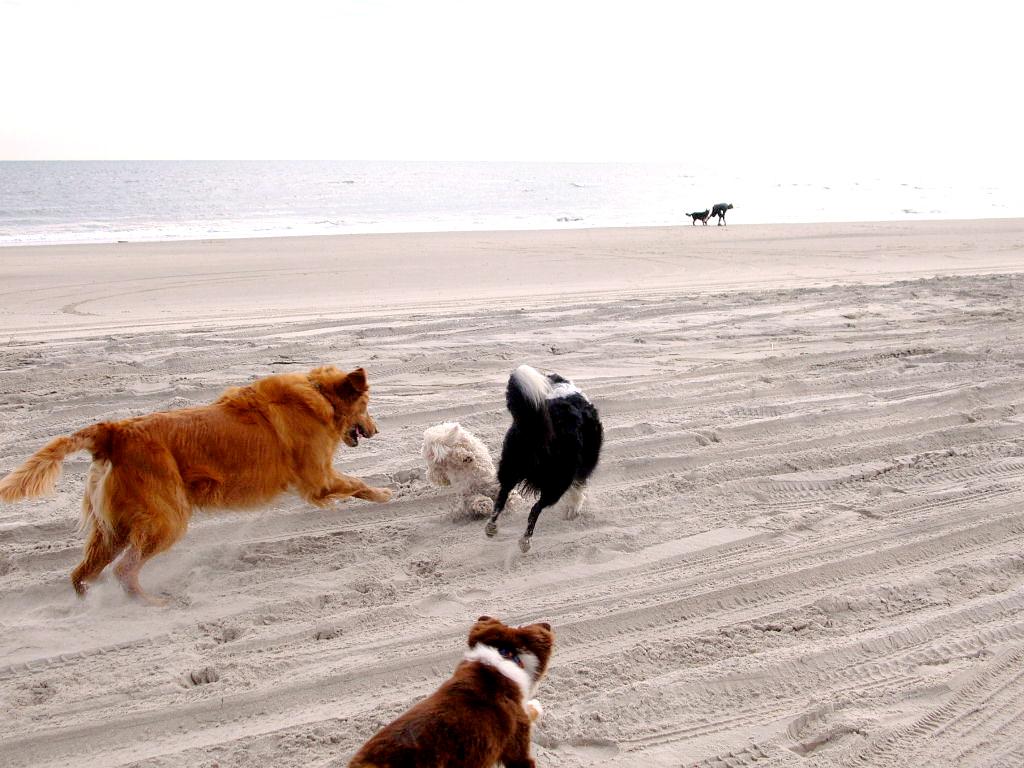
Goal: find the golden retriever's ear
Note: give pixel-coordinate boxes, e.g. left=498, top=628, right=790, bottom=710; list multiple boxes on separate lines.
left=338, top=368, right=369, bottom=397
left=348, top=368, right=368, bottom=390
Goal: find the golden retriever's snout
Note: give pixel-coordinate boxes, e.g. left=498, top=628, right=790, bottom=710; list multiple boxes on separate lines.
left=347, top=417, right=379, bottom=447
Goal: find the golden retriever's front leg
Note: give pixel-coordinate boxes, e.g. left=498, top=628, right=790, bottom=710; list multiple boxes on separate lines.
left=308, top=471, right=392, bottom=505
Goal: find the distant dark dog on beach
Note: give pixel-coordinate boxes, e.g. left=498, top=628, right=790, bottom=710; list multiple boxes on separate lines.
left=688, top=209, right=711, bottom=225
left=712, top=202, right=733, bottom=225
left=485, top=365, right=603, bottom=553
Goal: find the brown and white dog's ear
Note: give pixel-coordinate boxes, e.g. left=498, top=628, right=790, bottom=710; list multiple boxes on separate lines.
left=468, top=615, right=499, bottom=646
left=338, top=367, right=369, bottom=398
left=520, top=621, right=554, bottom=644
left=519, top=621, right=555, bottom=652
left=517, top=621, right=555, bottom=677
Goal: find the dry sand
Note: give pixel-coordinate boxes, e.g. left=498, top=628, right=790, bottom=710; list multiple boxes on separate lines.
left=1, top=219, right=1023, bottom=767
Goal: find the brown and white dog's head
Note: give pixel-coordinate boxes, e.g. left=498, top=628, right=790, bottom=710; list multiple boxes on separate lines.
left=464, top=616, right=554, bottom=699
left=308, top=366, right=379, bottom=447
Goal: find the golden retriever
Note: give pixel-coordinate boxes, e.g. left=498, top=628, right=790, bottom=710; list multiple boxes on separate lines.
left=0, top=366, right=391, bottom=603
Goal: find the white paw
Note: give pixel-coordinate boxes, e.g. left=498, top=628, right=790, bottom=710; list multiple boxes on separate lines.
left=518, top=535, right=532, bottom=553
left=562, top=489, right=586, bottom=519
left=525, top=698, right=544, bottom=722
left=485, top=520, right=498, bottom=537
left=469, top=495, right=493, bottom=518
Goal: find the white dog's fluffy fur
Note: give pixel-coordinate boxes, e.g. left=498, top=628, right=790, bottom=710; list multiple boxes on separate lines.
left=422, top=422, right=500, bottom=520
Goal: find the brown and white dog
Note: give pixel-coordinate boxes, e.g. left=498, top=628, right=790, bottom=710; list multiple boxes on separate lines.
left=349, top=616, right=554, bottom=768
left=0, top=366, right=391, bottom=603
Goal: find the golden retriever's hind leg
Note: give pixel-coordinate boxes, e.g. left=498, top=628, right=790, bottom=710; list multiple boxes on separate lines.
left=114, top=547, right=168, bottom=606
left=70, top=524, right=124, bottom=597
left=114, top=513, right=188, bottom=606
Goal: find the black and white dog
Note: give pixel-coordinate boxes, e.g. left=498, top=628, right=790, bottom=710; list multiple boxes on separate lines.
left=485, top=365, right=603, bottom=552
left=688, top=209, right=711, bottom=225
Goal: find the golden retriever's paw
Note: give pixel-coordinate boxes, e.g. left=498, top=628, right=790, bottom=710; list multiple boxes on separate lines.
left=526, top=698, right=544, bottom=722
left=368, top=487, right=393, bottom=503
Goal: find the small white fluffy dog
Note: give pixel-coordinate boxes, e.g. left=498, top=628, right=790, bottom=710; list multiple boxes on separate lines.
left=422, top=422, right=499, bottom=520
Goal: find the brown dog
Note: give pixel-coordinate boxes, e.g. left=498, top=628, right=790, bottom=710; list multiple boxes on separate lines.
left=349, top=616, right=554, bottom=768
left=0, top=366, right=391, bottom=603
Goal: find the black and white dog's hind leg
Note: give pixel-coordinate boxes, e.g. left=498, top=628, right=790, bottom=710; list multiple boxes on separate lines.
left=484, top=484, right=514, bottom=538
left=485, top=441, right=524, bottom=538
left=519, top=479, right=573, bottom=552
left=487, top=478, right=573, bottom=552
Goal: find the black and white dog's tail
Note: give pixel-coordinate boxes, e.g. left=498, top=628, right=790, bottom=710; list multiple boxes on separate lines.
left=507, top=364, right=556, bottom=438
left=507, top=364, right=589, bottom=436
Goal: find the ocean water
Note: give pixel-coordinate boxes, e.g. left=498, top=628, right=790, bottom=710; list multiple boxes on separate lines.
left=0, top=160, right=1020, bottom=246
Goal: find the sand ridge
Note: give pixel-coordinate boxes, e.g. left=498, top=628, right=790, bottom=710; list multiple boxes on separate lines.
left=1, top=222, right=1023, bottom=766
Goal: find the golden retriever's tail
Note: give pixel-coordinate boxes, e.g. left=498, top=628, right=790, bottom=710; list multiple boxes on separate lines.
left=0, top=429, right=96, bottom=502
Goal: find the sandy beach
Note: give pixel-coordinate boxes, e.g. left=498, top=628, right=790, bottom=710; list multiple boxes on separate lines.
left=1, top=219, right=1024, bottom=767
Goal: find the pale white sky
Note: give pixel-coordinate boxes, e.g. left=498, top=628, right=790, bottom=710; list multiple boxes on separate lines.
left=1, top=0, right=1020, bottom=182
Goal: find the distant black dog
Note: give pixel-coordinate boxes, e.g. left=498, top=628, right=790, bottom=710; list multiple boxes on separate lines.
left=688, top=209, right=711, bottom=225
left=712, top=203, right=733, bottom=225
left=485, top=365, right=603, bottom=553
